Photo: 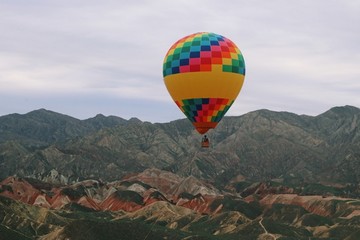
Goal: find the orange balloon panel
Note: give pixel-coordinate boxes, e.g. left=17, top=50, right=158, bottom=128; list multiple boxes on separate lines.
left=163, top=32, right=245, bottom=134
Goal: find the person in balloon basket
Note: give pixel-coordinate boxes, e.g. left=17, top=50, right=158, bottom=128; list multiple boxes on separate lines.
left=202, top=135, right=210, bottom=147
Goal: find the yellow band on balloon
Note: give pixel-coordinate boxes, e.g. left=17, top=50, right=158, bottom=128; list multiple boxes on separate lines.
left=163, top=65, right=245, bottom=102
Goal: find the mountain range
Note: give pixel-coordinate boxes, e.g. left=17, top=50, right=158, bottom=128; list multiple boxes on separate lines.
left=0, top=106, right=360, bottom=239
left=1, top=106, right=360, bottom=188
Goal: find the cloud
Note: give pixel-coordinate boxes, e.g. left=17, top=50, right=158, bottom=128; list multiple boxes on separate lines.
left=0, top=0, right=359, bottom=122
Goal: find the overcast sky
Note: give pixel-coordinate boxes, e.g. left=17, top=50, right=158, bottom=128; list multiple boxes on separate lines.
left=1, top=0, right=359, bottom=122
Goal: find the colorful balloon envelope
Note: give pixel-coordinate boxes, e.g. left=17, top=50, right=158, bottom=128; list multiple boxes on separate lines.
left=163, top=32, right=245, bottom=134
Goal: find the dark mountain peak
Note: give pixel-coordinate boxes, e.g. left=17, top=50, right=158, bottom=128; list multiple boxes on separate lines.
left=0, top=108, right=90, bottom=145
left=241, top=109, right=300, bottom=122
left=312, top=105, right=360, bottom=144
left=315, top=105, right=360, bottom=125
left=28, top=108, right=55, bottom=114
left=26, top=108, right=79, bottom=121
left=254, top=108, right=303, bottom=119
left=233, top=108, right=307, bottom=132
left=27, top=108, right=50, bottom=114
left=0, top=109, right=130, bottom=145
left=84, top=114, right=127, bottom=129
left=323, top=105, right=360, bottom=117
left=91, top=113, right=125, bottom=120
left=128, top=117, right=142, bottom=124
left=94, top=113, right=106, bottom=118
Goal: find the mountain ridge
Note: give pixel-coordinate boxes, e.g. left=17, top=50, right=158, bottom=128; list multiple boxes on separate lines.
left=0, top=108, right=128, bottom=146
left=0, top=106, right=359, bottom=188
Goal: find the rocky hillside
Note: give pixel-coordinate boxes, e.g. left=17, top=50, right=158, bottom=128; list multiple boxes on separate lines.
left=1, top=106, right=360, bottom=190
left=1, top=106, right=359, bottom=239
left=0, top=109, right=127, bottom=145
left=1, top=169, right=360, bottom=240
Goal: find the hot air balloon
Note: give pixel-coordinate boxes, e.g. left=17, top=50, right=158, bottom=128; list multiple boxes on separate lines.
left=163, top=32, right=245, bottom=147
